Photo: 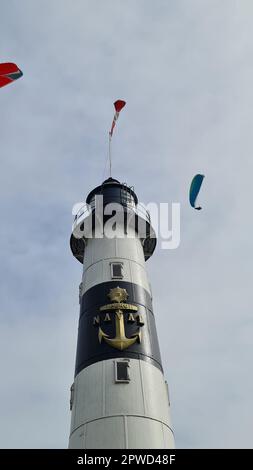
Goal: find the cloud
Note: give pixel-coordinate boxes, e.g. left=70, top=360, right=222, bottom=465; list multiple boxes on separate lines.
left=0, top=0, right=252, bottom=448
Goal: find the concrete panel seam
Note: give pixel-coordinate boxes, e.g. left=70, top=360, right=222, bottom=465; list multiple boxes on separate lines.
left=69, top=415, right=174, bottom=438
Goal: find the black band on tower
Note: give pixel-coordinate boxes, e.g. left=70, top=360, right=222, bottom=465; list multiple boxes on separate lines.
left=75, top=281, right=163, bottom=376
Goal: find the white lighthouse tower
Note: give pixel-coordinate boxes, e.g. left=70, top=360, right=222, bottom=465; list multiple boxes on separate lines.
left=68, top=177, right=175, bottom=449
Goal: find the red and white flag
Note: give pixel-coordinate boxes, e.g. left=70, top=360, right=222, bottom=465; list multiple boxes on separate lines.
left=109, top=100, right=126, bottom=138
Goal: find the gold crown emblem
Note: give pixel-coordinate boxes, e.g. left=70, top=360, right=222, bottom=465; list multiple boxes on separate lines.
left=108, top=287, right=128, bottom=303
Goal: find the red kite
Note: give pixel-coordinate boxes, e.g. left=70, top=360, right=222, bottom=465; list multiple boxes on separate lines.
left=0, top=62, right=23, bottom=89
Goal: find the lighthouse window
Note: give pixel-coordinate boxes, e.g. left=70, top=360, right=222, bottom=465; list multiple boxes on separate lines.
left=115, top=360, right=130, bottom=383
left=111, top=262, right=123, bottom=279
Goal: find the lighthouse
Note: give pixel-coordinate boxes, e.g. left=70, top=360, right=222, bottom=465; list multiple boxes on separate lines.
left=68, top=177, right=175, bottom=449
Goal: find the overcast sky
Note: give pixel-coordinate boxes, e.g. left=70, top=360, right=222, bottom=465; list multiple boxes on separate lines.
left=0, top=0, right=253, bottom=449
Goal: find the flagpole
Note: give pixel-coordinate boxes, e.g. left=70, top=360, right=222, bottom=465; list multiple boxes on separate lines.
left=109, top=133, right=112, bottom=177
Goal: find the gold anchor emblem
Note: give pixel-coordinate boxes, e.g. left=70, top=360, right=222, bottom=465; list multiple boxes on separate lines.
left=96, top=287, right=143, bottom=351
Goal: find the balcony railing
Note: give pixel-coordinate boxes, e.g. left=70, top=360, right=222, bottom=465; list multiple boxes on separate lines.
left=73, top=201, right=151, bottom=233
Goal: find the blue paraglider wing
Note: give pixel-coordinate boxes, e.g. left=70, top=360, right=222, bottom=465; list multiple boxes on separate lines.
left=189, top=174, right=205, bottom=210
